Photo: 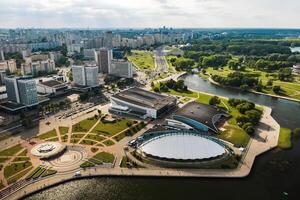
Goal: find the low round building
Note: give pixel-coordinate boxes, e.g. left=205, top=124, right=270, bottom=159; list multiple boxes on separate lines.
left=136, top=131, right=231, bottom=167
left=31, top=142, right=66, bottom=159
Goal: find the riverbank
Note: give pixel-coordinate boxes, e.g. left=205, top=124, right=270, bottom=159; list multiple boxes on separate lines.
left=3, top=103, right=280, bottom=200
left=207, top=77, right=300, bottom=103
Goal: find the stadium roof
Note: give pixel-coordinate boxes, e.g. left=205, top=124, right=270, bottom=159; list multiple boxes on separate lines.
left=173, top=102, right=229, bottom=132
left=112, top=87, right=176, bottom=110
left=139, top=133, right=226, bottom=160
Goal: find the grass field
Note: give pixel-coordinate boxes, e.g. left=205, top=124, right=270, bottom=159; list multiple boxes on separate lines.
left=127, top=50, right=155, bottom=70
left=7, top=166, right=33, bottom=184
left=4, top=161, right=32, bottom=179
left=85, top=134, right=105, bottom=142
left=38, top=129, right=58, bottom=140
left=72, top=118, right=98, bottom=132
left=59, top=127, right=69, bottom=135
left=278, top=127, right=292, bottom=149
left=91, top=119, right=132, bottom=136
left=94, top=152, right=115, bottom=163
left=0, top=144, right=23, bottom=157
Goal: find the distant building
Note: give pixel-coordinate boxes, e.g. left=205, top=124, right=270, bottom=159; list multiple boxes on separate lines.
left=0, top=60, right=17, bottom=73
left=21, top=59, right=55, bottom=76
left=109, top=60, right=133, bottom=78
left=83, top=49, right=96, bottom=60
left=72, top=64, right=98, bottom=87
left=0, top=50, right=4, bottom=61
left=21, top=53, right=55, bottom=76
left=4, top=76, right=38, bottom=106
left=104, top=31, right=113, bottom=48
left=95, top=48, right=112, bottom=73
left=292, top=64, right=300, bottom=75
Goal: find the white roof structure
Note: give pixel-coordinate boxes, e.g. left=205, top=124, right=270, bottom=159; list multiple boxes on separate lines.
left=31, top=142, right=66, bottom=159
left=139, top=133, right=226, bottom=160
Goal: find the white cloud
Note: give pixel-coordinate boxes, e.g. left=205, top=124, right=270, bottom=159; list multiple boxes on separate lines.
left=0, top=0, right=299, bottom=28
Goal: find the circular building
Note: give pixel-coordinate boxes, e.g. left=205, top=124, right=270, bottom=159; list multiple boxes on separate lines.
left=31, top=142, right=66, bottom=159
left=136, top=131, right=231, bottom=167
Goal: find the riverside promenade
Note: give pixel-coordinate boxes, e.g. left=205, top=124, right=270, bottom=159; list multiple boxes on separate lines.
left=4, top=105, right=280, bottom=200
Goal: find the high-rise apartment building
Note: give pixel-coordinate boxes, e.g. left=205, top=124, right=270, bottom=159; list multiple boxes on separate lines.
left=72, top=65, right=98, bottom=87
left=109, top=60, right=133, bottom=78
left=95, top=48, right=112, bottom=73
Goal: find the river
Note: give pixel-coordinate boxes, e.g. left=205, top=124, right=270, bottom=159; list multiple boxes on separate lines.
left=24, top=74, right=300, bottom=200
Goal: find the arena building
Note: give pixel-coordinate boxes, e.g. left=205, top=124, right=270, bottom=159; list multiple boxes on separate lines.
left=134, top=130, right=232, bottom=168
left=166, top=102, right=229, bottom=133
left=109, top=87, right=177, bottom=119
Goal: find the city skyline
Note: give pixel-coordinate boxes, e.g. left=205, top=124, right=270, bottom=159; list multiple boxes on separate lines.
left=0, top=0, right=300, bottom=29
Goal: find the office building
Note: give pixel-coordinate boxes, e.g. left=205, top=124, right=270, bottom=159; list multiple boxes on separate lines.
left=109, top=60, right=133, bottom=78
left=4, top=76, right=38, bottom=106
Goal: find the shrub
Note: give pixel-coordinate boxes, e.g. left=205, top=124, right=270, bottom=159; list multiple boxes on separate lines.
left=273, top=85, right=281, bottom=94
left=209, top=96, right=221, bottom=106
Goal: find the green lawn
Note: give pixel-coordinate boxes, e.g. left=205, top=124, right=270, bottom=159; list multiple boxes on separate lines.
left=4, top=161, right=32, bottom=179
left=91, top=119, right=132, bottom=136
left=80, top=140, right=97, bottom=146
left=0, top=182, right=4, bottom=190
left=94, top=152, right=115, bottom=163
left=80, top=161, right=95, bottom=168
left=0, top=157, right=9, bottom=163
left=17, top=149, right=27, bottom=156
left=59, top=127, right=69, bottom=135
left=72, top=118, right=98, bottom=132
left=278, top=127, right=292, bottom=149
left=120, top=156, right=129, bottom=168
left=38, top=129, right=58, bottom=140
left=71, top=134, right=86, bottom=139
left=218, top=125, right=250, bottom=147
left=26, top=166, right=42, bottom=180
left=7, top=166, right=33, bottom=185
left=127, top=50, right=155, bottom=70
left=12, top=157, right=30, bottom=162
left=40, top=169, right=57, bottom=178
left=0, top=144, right=23, bottom=157
left=85, top=134, right=105, bottom=142
left=103, top=139, right=115, bottom=146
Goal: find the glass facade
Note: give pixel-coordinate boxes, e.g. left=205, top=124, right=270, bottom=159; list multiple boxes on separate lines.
left=173, top=115, right=209, bottom=132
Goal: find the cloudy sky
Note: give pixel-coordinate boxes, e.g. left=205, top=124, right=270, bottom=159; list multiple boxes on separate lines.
left=0, top=0, right=299, bottom=28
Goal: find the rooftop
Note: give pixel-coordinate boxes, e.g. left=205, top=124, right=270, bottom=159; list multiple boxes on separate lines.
left=173, top=102, right=229, bottom=132
left=112, top=87, right=176, bottom=110
left=38, top=80, right=65, bottom=88
left=139, top=132, right=226, bottom=161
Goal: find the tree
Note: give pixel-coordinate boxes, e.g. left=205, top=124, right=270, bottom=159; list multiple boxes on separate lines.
left=245, top=110, right=262, bottom=125
left=273, top=85, right=281, bottom=94
left=209, top=96, right=221, bottom=106
left=266, top=79, right=273, bottom=86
